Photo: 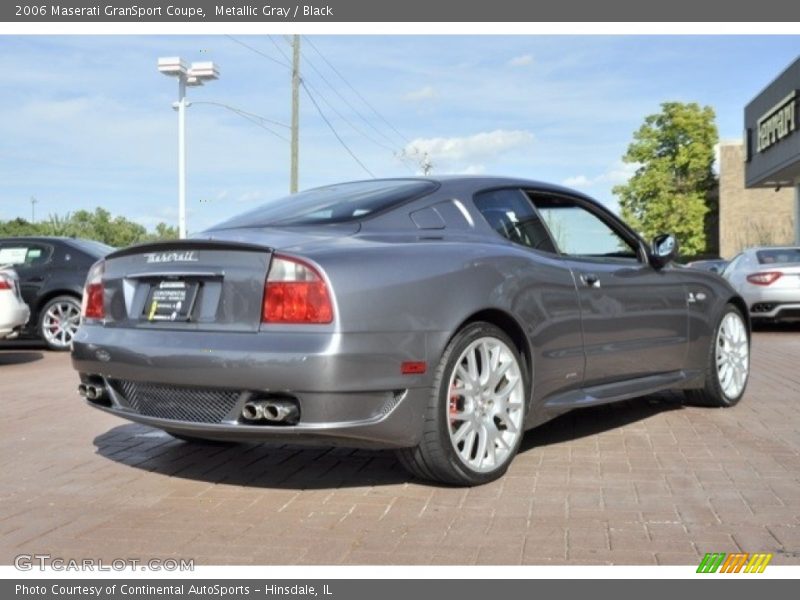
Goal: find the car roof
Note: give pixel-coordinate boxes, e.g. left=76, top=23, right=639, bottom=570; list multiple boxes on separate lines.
left=0, top=236, right=112, bottom=255
left=1, top=236, right=75, bottom=243
left=317, top=175, right=604, bottom=205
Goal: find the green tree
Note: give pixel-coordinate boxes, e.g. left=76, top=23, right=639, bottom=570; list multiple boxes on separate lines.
left=613, top=102, right=718, bottom=256
left=1, top=208, right=179, bottom=246
left=0, top=217, right=46, bottom=237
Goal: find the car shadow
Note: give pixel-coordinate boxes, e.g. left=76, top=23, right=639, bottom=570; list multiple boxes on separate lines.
left=0, top=350, right=44, bottom=365
left=93, top=393, right=685, bottom=490
left=519, top=392, right=684, bottom=452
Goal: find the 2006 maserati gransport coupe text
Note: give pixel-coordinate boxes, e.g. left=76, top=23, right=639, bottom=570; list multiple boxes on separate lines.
left=72, top=177, right=751, bottom=485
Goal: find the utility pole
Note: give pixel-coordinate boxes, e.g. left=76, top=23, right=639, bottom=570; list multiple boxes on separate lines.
left=290, top=35, right=300, bottom=194
left=30, top=196, right=38, bottom=223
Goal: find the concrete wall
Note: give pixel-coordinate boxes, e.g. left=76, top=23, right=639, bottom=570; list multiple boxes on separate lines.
left=719, top=142, right=796, bottom=258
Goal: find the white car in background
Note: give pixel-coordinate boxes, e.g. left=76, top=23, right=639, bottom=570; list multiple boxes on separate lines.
left=723, top=247, right=800, bottom=323
left=0, top=267, right=30, bottom=339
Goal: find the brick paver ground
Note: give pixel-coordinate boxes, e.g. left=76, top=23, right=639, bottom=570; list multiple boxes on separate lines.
left=1, top=328, right=799, bottom=566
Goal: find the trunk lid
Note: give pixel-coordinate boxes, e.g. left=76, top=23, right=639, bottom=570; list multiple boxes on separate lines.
left=102, top=240, right=272, bottom=332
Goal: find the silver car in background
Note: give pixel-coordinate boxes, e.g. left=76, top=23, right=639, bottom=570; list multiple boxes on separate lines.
left=72, top=177, right=751, bottom=486
left=723, top=247, right=800, bottom=323
left=0, top=267, right=30, bottom=340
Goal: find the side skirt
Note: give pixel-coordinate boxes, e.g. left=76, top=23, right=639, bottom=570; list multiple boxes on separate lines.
left=524, top=369, right=704, bottom=429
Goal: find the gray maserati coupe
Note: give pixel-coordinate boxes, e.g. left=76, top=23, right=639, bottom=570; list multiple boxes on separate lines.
left=72, top=177, right=750, bottom=485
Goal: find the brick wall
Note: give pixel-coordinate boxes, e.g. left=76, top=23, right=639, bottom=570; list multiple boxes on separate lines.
left=719, top=143, right=796, bottom=258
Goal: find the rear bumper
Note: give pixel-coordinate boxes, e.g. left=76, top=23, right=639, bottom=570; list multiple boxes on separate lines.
left=72, top=324, right=444, bottom=448
left=0, top=301, right=30, bottom=338
left=81, top=387, right=429, bottom=449
left=743, top=286, right=800, bottom=320
left=750, top=302, right=800, bottom=321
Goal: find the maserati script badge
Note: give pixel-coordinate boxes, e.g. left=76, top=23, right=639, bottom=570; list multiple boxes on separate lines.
left=144, top=251, right=199, bottom=264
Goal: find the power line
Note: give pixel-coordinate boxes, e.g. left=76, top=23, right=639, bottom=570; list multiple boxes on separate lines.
left=267, top=34, right=292, bottom=64
left=300, top=80, right=375, bottom=178
left=301, top=77, right=415, bottom=174
left=193, top=101, right=290, bottom=129
left=193, top=101, right=290, bottom=142
left=300, top=51, right=407, bottom=151
left=303, top=36, right=410, bottom=145
left=225, top=35, right=290, bottom=69
left=233, top=110, right=291, bottom=143
left=225, top=35, right=398, bottom=178
left=301, top=77, right=397, bottom=154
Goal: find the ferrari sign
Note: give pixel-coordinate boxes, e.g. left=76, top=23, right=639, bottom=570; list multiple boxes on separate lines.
left=756, top=91, right=796, bottom=154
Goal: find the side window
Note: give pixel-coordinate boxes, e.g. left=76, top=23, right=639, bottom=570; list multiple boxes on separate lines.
left=0, top=244, right=52, bottom=267
left=528, top=194, right=640, bottom=262
left=473, top=189, right=557, bottom=253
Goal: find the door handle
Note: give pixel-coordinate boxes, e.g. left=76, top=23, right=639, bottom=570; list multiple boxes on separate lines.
left=580, top=273, right=600, bottom=288
left=26, top=276, right=44, bottom=283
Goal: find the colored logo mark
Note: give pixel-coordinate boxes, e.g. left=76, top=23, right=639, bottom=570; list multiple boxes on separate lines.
left=696, top=552, right=772, bottom=573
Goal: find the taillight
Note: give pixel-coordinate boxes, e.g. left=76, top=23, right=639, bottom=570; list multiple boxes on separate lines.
left=746, top=271, right=782, bottom=286
left=0, top=275, right=11, bottom=290
left=262, top=255, right=333, bottom=324
left=81, top=259, right=105, bottom=319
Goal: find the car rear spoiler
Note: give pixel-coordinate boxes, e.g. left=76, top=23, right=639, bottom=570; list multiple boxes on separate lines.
left=106, top=239, right=273, bottom=260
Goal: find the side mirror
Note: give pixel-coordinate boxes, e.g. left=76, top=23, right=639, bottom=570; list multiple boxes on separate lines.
left=650, top=233, right=678, bottom=269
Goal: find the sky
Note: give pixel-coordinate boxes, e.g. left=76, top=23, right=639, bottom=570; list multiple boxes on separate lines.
left=0, top=35, right=798, bottom=234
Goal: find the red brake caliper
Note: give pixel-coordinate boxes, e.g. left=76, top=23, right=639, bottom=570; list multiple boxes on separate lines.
left=449, top=382, right=459, bottom=424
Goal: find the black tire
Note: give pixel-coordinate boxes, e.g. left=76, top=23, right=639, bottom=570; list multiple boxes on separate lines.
left=685, top=303, right=750, bottom=408
left=396, top=322, right=529, bottom=486
left=37, top=295, right=82, bottom=351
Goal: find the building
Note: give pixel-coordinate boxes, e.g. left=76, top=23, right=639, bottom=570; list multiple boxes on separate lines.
left=736, top=55, right=800, bottom=256
left=718, top=142, right=795, bottom=258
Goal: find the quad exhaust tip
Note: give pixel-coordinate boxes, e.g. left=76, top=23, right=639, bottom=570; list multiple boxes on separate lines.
left=78, top=383, right=106, bottom=402
left=241, top=398, right=299, bottom=424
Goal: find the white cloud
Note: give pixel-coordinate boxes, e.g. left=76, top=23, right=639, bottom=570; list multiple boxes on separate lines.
left=405, top=129, right=534, bottom=165
left=508, top=54, right=534, bottom=67
left=561, top=161, right=638, bottom=189
left=404, top=86, right=438, bottom=102
left=562, top=175, right=592, bottom=187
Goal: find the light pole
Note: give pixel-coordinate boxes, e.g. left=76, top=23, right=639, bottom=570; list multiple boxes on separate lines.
left=157, top=57, right=219, bottom=239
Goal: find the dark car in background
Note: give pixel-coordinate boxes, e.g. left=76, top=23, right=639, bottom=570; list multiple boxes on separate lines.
left=686, top=258, right=729, bottom=274
left=0, top=237, right=113, bottom=350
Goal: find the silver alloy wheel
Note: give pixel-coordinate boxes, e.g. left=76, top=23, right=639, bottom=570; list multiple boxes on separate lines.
left=42, top=299, right=81, bottom=349
left=715, top=311, right=749, bottom=400
left=447, top=336, right=524, bottom=473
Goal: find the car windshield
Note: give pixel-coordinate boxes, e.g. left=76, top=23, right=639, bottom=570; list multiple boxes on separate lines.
left=756, top=248, right=800, bottom=265
left=209, top=180, right=438, bottom=229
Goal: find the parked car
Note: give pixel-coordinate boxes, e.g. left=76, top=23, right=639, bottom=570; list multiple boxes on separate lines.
left=686, top=258, right=729, bottom=274
left=0, top=237, right=113, bottom=350
left=71, top=177, right=750, bottom=485
left=722, top=246, right=800, bottom=323
left=0, top=267, right=30, bottom=340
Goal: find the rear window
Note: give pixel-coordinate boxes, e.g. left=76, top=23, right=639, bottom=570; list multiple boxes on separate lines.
left=756, top=248, right=800, bottom=265
left=210, top=180, right=438, bottom=229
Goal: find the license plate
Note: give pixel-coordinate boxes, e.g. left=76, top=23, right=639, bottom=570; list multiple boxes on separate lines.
left=143, top=279, right=199, bottom=322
